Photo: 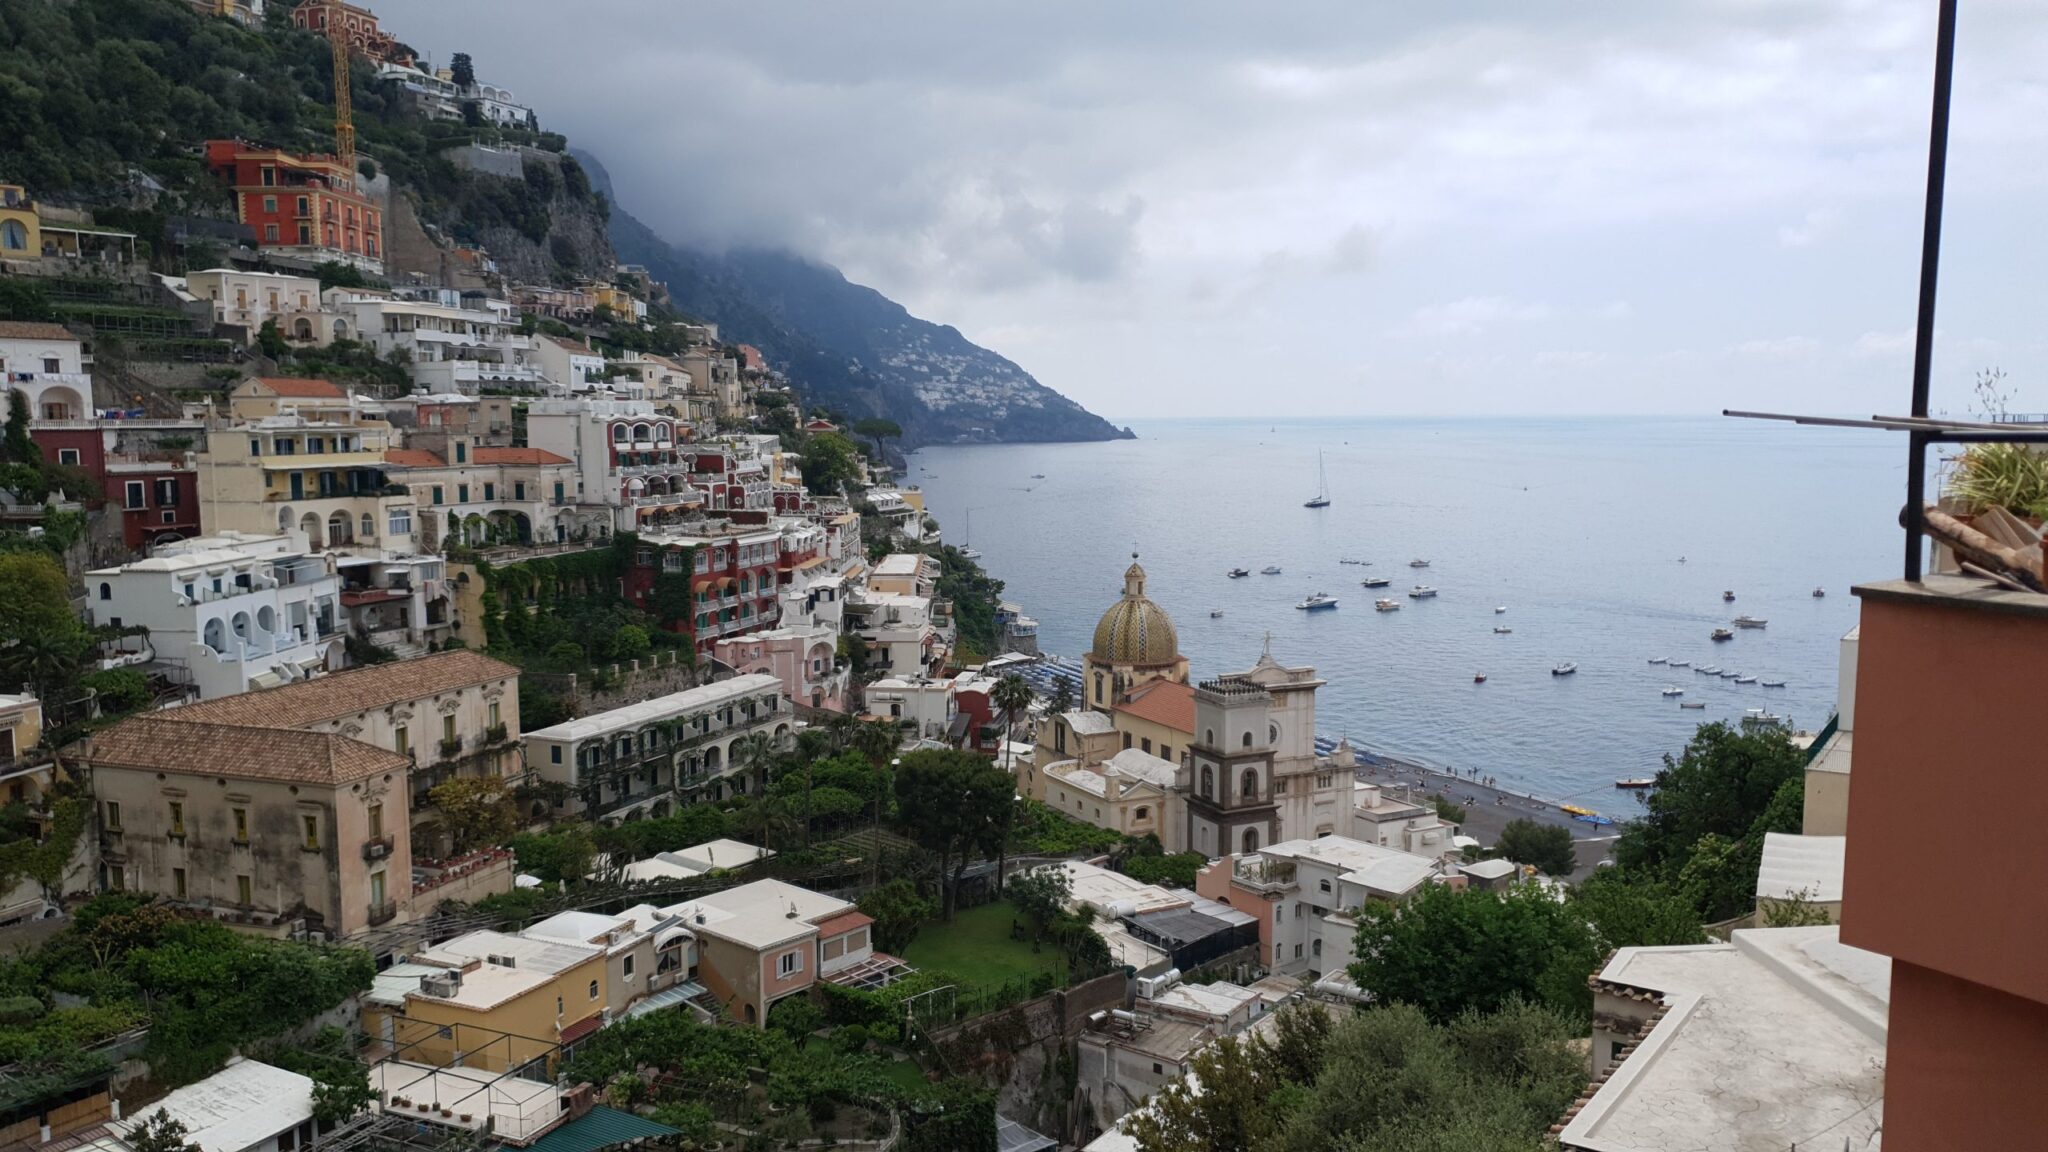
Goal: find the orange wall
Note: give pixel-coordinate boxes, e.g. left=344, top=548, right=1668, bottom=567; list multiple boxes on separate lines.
left=1841, top=590, right=2048, bottom=1006
left=1883, top=960, right=2048, bottom=1150
left=1194, top=857, right=1276, bottom=967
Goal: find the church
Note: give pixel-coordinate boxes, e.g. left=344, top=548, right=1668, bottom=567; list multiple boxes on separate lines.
left=1024, top=557, right=1357, bottom=857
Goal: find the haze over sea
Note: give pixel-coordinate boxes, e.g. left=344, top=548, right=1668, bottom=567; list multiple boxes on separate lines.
left=913, top=417, right=1902, bottom=805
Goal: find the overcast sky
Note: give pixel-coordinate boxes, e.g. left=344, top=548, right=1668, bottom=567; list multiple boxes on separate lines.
left=391, top=1, right=2048, bottom=419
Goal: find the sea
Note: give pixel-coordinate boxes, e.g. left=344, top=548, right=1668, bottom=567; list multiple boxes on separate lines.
left=909, top=416, right=1906, bottom=805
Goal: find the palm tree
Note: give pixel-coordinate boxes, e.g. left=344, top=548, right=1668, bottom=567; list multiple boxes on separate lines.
left=851, top=718, right=899, bottom=768
left=1047, top=675, right=1075, bottom=716
left=733, top=796, right=799, bottom=853
left=990, top=673, right=1034, bottom=775
left=730, top=733, right=776, bottom=795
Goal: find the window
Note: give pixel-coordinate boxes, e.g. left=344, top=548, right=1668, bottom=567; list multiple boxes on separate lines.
left=551, top=745, right=562, bottom=764
left=1242, top=827, right=1260, bottom=854
left=307, top=436, right=323, bottom=454
left=777, top=950, right=803, bottom=978
left=236, top=874, right=252, bottom=905
left=263, top=195, right=277, bottom=213
left=250, top=438, right=262, bottom=457
left=588, top=979, right=599, bottom=1000
left=370, top=870, right=385, bottom=907
left=431, top=486, right=444, bottom=505
left=302, top=813, right=320, bottom=850
left=168, top=801, right=184, bottom=835
left=1200, top=766, right=1213, bottom=799
left=360, top=512, right=374, bottom=539
left=456, top=442, right=467, bottom=464
left=1240, top=769, right=1259, bottom=800
left=514, top=482, right=525, bottom=501
left=483, top=482, right=494, bottom=501
left=1242, top=731, right=1252, bottom=748
left=98, top=582, right=111, bottom=601
left=1152, top=1062, right=1164, bottom=1075
left=124, top=481, right=145, bottom=510
left=395, top=726, right=409, bottom=756
left=1293, top=943, right=1303, bottom=959
left=1141, top=738, right=1152, bottom=754
left=172, top=867, right=187, bottom=899
left=1319, top=878, right=1331, bottom=893
left=388, top=507, right=412, bottom=536
left=1134, top=806, right=1150, bottom=821
left=57, top=448, right=80, bottom=465
left=297, top=224, right=310, bottom=244
left=154, top=478, right=178, bottom=507
left=1610, top=1041, right=1627, bottom=1065
left=103, top=801, right=121, bottom=830
left=263, top=223, right=278, bottom=242
left=368, top=802, right=383, bottom=839
left=489, top=702, right=501, bottom=728
left=622, top=954, right=636, bottom=981
left=1312, top=938, right=1323, bottom=957
left=458, top=484, right=469, bottom=502
left=232, top=807, right=249, bottom=841
left=297, top=195, right=309, bottom=215
left=442, top=715, right=457, bottom=743
left=556, top=996, right=565, bottom=1017
left=1269, top=723, right=1280, bottom=744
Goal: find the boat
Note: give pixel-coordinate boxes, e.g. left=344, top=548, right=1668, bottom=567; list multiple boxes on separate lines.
left=1669, top=659, right=1690, bottom=668
left=1361, top=576, right=1391, bottom=588
left=1493, top=626, right=1512, bottom=634
left=1615, top=778, right=1656, bottom=789
left=1733, top=615, right=1767, bottom=629
left=1408, top=585, right=1438, bottom=598
left=1723, top=590, right=1736, bottom=602
left=1374, top=598, right=1401, bottom=612
left=1760, top=678, right=1786, bottom=688
left=1551, top=662, right=1577, bottom=676
left=1295, top=593, right=1339, bottom=611
left=1303, top=451, right=1331, bottom=508
left=1680, top=701, right=1707, bottom=709
left=1661, top=686, right=1685, bottom=697
left=1560, top=803, right=1595, bottom=817
left=1648, top=657, right=1668, bottom=665
left=1409, top=559, right=1432, bottom=568
left=1261, top=565, right=1283, bottom=575
left=1494, top=606, right=1507, bottom=614
left=1210, top=610, right=1224, bottom=618
left=1227, top=568, right=1249, bottom=579
left=1030, top=473, right=1046, bottom=479
left=1698, top=665, right=1720, bottom=675
left=1734, top=675, right=1757, bottom=684
left=958, top=510, right=981, bottom=560
left=1719, top=670, right=1740, bottom=679
left=1473, top=673, right=1487, bottom=683
left=1340, top=558, right=1365, bottom=565
left=1812, top=586, right=1826, bottom=598
left=1711, top=627, right=1734, bottom=641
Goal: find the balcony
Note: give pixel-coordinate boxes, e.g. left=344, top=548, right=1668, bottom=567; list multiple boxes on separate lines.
left=366, top=899, right=398, bottom=926
left=363, top=834, right=395, bottom=862
left=438, top=736, right=465, bottom=760
left=484, top=723, right=509, bottom=745
left=1231, top=857, right=1297, bottom=893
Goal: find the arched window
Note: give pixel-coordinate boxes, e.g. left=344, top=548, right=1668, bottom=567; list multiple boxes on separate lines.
left=1200, top=766, right=1213, bottom=799
left=655, top=422, right=670, bottom=441
left=1242, top=827, right=1260, bottom=855
left=1240, top=769, right=1258, bottom=801
left=360, top=512, right=374, bottom=539
left=1205, top=729, right=1215, bottom=747
left=1269, top=723, right=1279, bottom=745
left=1311, top=937, right=1323, bottom=958
left=612, top=424, right=628, bottom=443
left=0, top=220, right=28, bottom=251
left=98, top=583, right=111, bottom=600
left=1242, top=731, right=1252, bottom=749
left=1122, top=733, right=1133, bottom=750
left=1093, top=672, right=1105, bottom=704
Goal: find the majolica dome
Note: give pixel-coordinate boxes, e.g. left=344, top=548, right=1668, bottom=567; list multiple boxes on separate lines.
left=1091, top=557, right=1180, bottom=667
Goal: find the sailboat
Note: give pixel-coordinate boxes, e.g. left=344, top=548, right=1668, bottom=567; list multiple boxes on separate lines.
left=1303, top=451, right=1331, bottom=508
left=959, top=509, right=982, bottom=560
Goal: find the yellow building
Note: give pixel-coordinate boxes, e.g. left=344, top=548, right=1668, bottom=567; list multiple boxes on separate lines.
left=0, top=185, right=40, bottom=260
left=364, top=929, right=609, bottom=1074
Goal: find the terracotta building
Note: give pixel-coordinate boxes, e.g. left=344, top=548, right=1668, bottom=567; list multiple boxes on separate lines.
left=204, top=140, right=383, bottom=272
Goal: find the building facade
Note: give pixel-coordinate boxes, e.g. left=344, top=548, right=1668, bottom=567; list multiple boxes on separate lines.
left=204, top=141, right=383, bottom=272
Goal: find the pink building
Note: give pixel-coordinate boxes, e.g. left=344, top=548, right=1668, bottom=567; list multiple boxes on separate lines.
left=659, top=879, right=905, bottom=1027
left=713, top=622, right=848, bottom=712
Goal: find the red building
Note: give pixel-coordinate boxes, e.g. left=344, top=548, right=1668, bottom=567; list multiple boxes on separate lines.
left=289, top=0, right=412, bottom=65
left=204, top=140, right=383, bottom=271
left=31, top=420, right=205, bottom=550
left=623, top=524, right=827, bottom=658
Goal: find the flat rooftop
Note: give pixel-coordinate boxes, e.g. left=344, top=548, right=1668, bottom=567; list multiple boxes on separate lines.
left=523, top=674, right=782, bottom=743
left=1559, top=925, right=1887, bottom=1152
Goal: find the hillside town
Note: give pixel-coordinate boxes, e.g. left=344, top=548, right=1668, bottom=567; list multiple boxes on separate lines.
left=0, top=2, right=2041, bottom=1152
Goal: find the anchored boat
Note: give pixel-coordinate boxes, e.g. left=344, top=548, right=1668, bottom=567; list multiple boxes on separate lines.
left=1295, top=593, right=1339, bottom=611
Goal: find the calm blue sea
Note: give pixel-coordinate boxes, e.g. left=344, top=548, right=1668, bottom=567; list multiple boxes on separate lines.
left=911, top=417, right=1905, bottom=803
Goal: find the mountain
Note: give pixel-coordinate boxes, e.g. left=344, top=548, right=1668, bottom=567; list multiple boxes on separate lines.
left=577, top=152, right=1132, bottom=447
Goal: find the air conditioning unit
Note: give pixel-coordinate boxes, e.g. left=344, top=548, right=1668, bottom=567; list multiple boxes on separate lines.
left=422, top=974, right=461, bottom=999
left=1136, top=970, right=1182, bottom=1000
left=366, top=840, right=390, bottom=860
left=487, top=954, right=516, bottom=968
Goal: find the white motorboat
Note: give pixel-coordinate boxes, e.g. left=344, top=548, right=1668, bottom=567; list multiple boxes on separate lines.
left=1723, top=590, right=1736, bottom=602
left=1409, top=558, right=1432, bottom=568
left=1760, top=678, right=1786, bottom=688
left=1030, top=473, right=1046, bottom=479
left=1210, top=610, right=1224, bottom=618
left=1648, top=657, right=1668, bottom=665
left=1493, top=626, right=1513, bottom=634
left=1494, top=606, right=1507, bottom=614
left=1295, top=593, right=1339, bottom=611
left=1812, top=586, right=1826, bottom=598
left=1698, top=665, right=1721, bottom=675
left=1408, top=585, right=1438, bottom=598
left=1340, top=558, right=1365, bottom=565
left=1361, top=576, right=1391, bottom=588
left=1711, top=627, right=1734, bottom=641
left=1261, top=565, right=1283, bottom=575
left=1616, top=778, right=1656, bottom=789
left=1227, top=568, right=1249, bottom=579
left=1734, top=675, right=1757, bottom=684
left=1733, top=615, right=1767, bottom=629
left=960, top=549, right=983, bottom=560
left=1551, top=662, right=1578, bottom=676
left=1374, top=598, right=1401, bottom=612
left=1680, top=701, right=1706, bottom=710
left=1719, top=670, right=1740, bottom=679
left=1661, top=686, right=1684, bottom=697
left=1303, top=450, right=1331, bottom=508
left=1668, top=659, right=1690, bottom=668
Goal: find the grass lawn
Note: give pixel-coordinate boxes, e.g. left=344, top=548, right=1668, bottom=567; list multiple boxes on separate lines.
left=876, top=1055, right=930, bottom=1093
left=897, top=901, right=1065, bottom=993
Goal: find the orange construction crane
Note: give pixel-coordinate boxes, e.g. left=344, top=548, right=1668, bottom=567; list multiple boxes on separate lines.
left=323, top=0, right=356, bottom=194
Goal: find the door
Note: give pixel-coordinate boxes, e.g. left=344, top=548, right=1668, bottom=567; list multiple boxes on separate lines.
left=289, top=472, right=304, bottom=501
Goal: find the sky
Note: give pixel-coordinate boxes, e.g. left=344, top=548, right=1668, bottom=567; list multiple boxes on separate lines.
left=391, top=1, right=2048, bottom=420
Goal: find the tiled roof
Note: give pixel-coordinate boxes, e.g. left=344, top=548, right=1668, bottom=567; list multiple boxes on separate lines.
left=0, top=321, right=76, bottom=341
left=83, top=716, right=406, bottom=785
left=254, top=377, right=346, bottom=398
left=162, top=650, right=519, bottom=729
left=544, top=335, right=596, bottom=354
left=1115, top=679, right=1195, bottom=734
left=811, top=910, right=873, bottom=937
left=475, top=446, right=572, bottom=466
left=382, top=448, right=445, bottom=467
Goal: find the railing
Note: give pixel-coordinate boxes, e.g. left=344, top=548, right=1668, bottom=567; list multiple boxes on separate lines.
left=1232, top=858, right=1297, bottom=891
left=438, top=736, right=464, bottom=760
left=367, top=899, right=398, bottom=926
left=484, top=723, right=509, bottom=745
left=363, top=834, right=395, bottom=861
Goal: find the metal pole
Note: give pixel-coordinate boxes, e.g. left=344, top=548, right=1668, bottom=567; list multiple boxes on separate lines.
left=1904, top=0, right=1960, bottom=581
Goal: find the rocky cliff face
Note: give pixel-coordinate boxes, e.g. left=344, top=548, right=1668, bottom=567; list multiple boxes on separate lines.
left=579, top=151, right=1131, bottom=447
left=392, top=148, right=617, bottom=288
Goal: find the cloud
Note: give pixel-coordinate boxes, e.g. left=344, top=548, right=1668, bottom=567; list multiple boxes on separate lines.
left=1732, top=336, right=1824, bottom=360
left=1778, top=208, right=1840, bottom=247
left=1412, top=296, right=1552, bottom=337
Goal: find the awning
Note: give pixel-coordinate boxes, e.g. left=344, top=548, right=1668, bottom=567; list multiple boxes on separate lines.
left=557, top=1013, right=605, bottom=1045
left=625, top=981, right=706, bottom=1018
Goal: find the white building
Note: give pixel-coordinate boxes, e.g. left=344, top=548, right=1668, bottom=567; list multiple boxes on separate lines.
left=849, top=591, right=942, bottom=677
left=863, top=675, right=954, bottom=740
left=1205, top=836, right=1442, bottom=979
left=536, top=335, right=605, bottom=391
left=1350, top=773, right=1458, bottom=859
left=184, top=268, right=323, bottom=339
left=0, top=321, right=91, bottom=421
left=110, top=1057, right=315, bottom=1152
left=523, top=673, right=790, bottom=821
left=1560, top=926, right=1888, bottom=1152
left=328, top=290, right=548, bottom=393
left=525, top=397, right=691, bottom=529
left=86, top=532, right=342, bottom=700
